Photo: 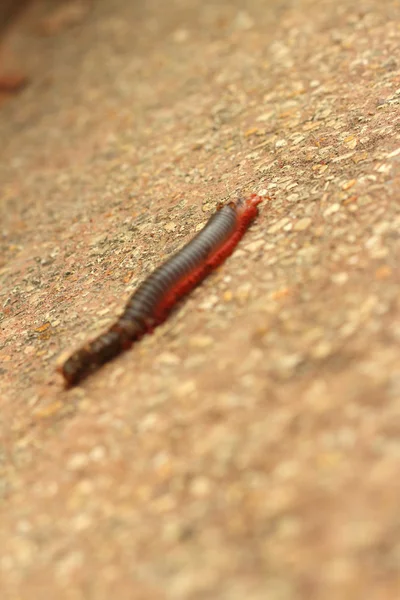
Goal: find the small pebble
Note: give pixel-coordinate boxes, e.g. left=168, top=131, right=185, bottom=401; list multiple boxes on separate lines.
left=23, top=345, right=36, bottom=355
left=235, top=283, right=252, bottom=304
left=190, top=476, right=211, bottom=497
left=244, top=239, right=264, bottom=253
left=294, top=217, right=312, bottom=231
left=199, top=294, right=218, bottom=310
left=256, top=112, right=274, bottom=123
left=175, top=380, right=197, bottom=397
left=331, top=272, right=349, bottom=285
left=189, top=335, right=213, bottom=348
left=323, top=203, right=340, bottom=217
left=387, top=147, right=400, bottom=158
left=268, top=218, right=291, bottom=233
left=310, top=340, right=333, bottom=359
left=172, top=28, right=189, bottom=43
left=156, top=352, right=181, bottom=366
left=164, top=222, right=177, bottom=232
left=67, top=453, right=89, bottom=471
left=223, top=290, right=233, bottom=302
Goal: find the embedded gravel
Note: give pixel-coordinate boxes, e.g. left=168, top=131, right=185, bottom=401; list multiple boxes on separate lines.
left=1, top=0, right=400, bottom=598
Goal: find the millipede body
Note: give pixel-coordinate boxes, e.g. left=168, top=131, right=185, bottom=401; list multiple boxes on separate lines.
left=58, top=194, right=263, bottom=386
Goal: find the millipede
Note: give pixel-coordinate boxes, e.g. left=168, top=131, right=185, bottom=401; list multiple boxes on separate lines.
left=57, top=194, right=263, bottom=386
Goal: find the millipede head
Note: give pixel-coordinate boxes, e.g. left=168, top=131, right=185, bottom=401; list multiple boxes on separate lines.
left=246, top=193, right=264, bottom=208
left=233, top=194, right=265, bottom=220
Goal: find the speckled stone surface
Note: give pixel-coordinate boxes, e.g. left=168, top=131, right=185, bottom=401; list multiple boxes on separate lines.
left=1, top=0, right=400, bottom=598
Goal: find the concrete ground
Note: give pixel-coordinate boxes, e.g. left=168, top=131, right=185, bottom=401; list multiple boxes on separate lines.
left=0, top=0, right=399, bottom=598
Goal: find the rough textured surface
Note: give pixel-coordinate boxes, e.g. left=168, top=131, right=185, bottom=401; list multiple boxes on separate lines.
left=1, top=0, right=400, bottom=598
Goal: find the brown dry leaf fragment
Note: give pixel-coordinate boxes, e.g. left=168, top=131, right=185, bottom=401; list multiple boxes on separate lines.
left=123, top=271, right=134, bottom=284
left=341, top=179, right=356, bottom=191
left=35, top=322, right=51, bottom=333
left=343, top=195, right=358, bottom=206
left=271, top=287, right=293, bottom=301
left=244, top=127, right=259, bottom=137
left=34, top=401, right=64, bottom=419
